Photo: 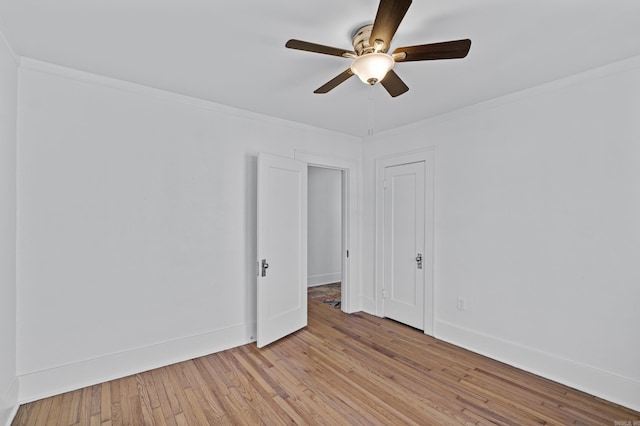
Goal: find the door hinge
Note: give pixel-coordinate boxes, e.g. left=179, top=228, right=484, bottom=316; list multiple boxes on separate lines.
left=346, top=249, right=349, bottom=258
left=383, top=179, right=387, bottom=189
left=382, top=289, right=388, bottom=299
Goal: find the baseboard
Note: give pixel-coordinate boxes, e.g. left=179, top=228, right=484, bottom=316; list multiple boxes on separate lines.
left=435, top=320, right=640, bottom=412
left=18, top=323, right=254, bottom=404
left=0, top=378, right=19, bottom=426
left=307, top=273, right=341, bottom=287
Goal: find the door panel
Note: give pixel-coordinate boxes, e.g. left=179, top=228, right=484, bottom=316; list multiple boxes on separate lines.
left=257, top=153, right=308, bottom=348
left=383, top=161, right=425, bottom=330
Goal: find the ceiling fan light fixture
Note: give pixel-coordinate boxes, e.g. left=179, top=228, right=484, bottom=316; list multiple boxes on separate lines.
left=285, top=0, right=471, bottom=97
left=350, top=53, right=394, bottom=85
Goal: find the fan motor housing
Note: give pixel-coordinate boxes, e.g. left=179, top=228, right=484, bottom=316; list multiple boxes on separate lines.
left=352, top=24, right=375, bottom=56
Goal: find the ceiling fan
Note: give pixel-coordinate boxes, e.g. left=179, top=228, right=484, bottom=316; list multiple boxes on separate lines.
left=285, top=0, right=471, bottom=97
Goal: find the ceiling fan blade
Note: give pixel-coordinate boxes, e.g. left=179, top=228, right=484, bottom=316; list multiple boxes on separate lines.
left=393, top=39, right=471, bottom=62
left=369, top=0, right=412, bottom=53
left=314, top=69, right=355, bottom=94
left=286, top=39, right=355, bottom=58
left=380, top=70, right=409, bottom=97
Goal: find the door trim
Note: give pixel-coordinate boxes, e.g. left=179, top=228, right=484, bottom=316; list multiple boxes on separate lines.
left=295, top=150, right=361, bottom=314
left=375, top=148, right=436, bottom=335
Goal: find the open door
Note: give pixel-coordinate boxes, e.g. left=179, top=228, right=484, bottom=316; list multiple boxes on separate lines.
left=257, top=153, right=308, bottom=348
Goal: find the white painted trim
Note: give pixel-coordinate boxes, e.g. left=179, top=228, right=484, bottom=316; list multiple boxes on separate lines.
left=0, top=378, right=19, bottom=426
left=361, top=296, right=376, bottom=315
left=371, top=54, right=640, bottom=141
left=18, top=323, right=253, bottom=404
left=294, top=151, right=362, bottom=313
left=435, top=320, right=640, bottom=412
left=0, top=21, right=19, bottom=426
left=18, top=57, right=360, bottom=142
left=0, top=27, right=19, bottom=66
left=374, top=149, right=436, bottom=335
left=308, top=273, right=342, bottom=287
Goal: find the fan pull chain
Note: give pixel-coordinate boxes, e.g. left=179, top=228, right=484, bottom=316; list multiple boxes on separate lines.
left=367, top=97, right=375, bottom=137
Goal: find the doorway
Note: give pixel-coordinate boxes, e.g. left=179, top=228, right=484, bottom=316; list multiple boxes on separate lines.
left=307, top=166, right=344, bottom=308
left=376, top=149, right=435, bottom=335
left=294, top=151, right=358, bottom=314
left=382, top=161, right=426, bottom=329
left=256, top=152, right=357, bottom=347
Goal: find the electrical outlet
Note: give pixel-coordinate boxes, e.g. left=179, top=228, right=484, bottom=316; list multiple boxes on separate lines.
left=457, top=297, right=465, bottom=311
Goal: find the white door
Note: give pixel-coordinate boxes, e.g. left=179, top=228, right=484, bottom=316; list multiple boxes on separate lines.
left=383, top=161, right=426, bottom=330
left=257, top=153, right=308, bottom=348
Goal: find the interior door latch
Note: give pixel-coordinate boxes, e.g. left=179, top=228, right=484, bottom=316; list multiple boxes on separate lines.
left=261, top=259, right=269, bottom=277
left=416, top=253, right=423, bottom=269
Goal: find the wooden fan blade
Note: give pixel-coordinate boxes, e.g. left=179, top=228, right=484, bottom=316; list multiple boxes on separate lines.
left=393, top=39, right=471, bottom=62
left=314, top=69, right=355, bottom=94
left=380, top=70, right=409, bottom=97
left=369, top=0, right=412, bottom=53
left=286, top=39, right=355, bottom=58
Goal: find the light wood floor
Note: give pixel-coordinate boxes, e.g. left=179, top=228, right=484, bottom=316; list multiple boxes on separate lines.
left=13, top=291, right=640, bottom=425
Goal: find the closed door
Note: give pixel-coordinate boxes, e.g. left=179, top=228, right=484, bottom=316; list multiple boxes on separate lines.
left=256, top=153, right=308, bottom=348
left=383, top=161, right=426, bottom=330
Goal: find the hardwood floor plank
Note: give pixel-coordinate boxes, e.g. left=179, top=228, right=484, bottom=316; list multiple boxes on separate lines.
left=178, top=360, right=226, bottom=419
left=148, top=369, right=179, bottom=426
left=173, top=412, right=188, bottom=426
left=164, top=365, right=203, bottom=426
left=74, top=387, right=91, bottom=426
left=89, top=413, right=101, bottom=426
left=99, top=382, right=111, bottom=424
left=227, top=348, right=296, bottom=424
left=191, top=357, right=254, bottom=425
left=89, top=385, right=101, bottom=418
left=257, top=352, right=346, bottom=424
left=190, top=362, right=244, bottom=424
left=233, top=351, right=330, bottom=424
left=44, top=394, right=65, bottom=426
left=154, top=366, right=182, bottom=417
left=140, top=371, right=161, bottom=410
left=66, top=390, right=82, bottom=425
left=12, top=288, right=640, bottom=425
left=150, top=406, right=168, bottom=426
left=261, top=341, right=372, bottom=425
left=108, top=380, right=122, bottom=426
left=115, top=378, right=131, bottom=426
left=135, top=374, right=155, bottom=425
left=182, top=388, right=216, bottom=425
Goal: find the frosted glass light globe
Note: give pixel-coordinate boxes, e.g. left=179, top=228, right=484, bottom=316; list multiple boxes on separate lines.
left=350, top=53, right=394, bottom=85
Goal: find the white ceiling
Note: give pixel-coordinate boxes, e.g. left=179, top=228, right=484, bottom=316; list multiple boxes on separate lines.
left=1, top=0, right=639, bottom=137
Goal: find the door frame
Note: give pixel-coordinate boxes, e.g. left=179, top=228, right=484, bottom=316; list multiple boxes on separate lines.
left=375, top=148, right=436, bottom=335
left=295, top=150, right=361, bottom=314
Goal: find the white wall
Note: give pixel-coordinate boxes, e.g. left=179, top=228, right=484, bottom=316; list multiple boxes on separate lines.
left=10, top=45, right=640, bottom=415
left=308, top=167, right=342, bottom=287
left=16, top=59, right=362, bottom=402
left=0, top=31, right=19, bottom=425
left=362, top=56, right=640, bottom=410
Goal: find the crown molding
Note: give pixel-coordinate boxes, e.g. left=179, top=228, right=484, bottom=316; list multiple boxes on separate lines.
left=369, top=54, right=640, bottom=140
left=0, top=27, right=19, bottom=66
left=19, top=57, right=362, bottom=143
